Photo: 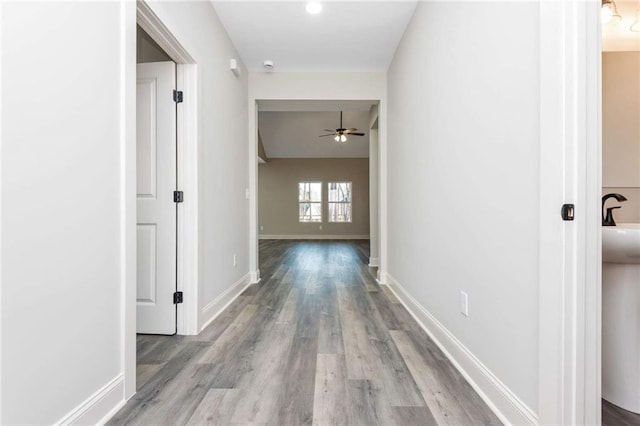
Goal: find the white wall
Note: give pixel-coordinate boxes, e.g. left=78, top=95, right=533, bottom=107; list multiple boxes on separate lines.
left=145, top=2, right=250, bottom=328
left=1, top=2, right=124, bottom=423
left=387, top=1, right=539, bottom=422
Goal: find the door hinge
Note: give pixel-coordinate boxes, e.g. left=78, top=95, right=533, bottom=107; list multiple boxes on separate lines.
left=173, top=90, right=183, bottom=103
left=173, top=291, right=183, bottom=304
left=561, top=203, right=575, bottom=221
left=174, top=191, right=184, bottom=203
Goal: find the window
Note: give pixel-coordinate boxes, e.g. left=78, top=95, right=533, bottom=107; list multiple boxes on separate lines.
left=299, top=182, right=322, bottom=222
left=328, top=182, right=352, bottom=222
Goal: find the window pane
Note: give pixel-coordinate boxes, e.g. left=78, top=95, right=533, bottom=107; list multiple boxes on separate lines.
left=329, top=182, right=351, bottom=202
left=299, top=182, right=322, bottom=202
left=299, top=202, right=322, bottom=222
left=328, top=202, right=352, bottom=222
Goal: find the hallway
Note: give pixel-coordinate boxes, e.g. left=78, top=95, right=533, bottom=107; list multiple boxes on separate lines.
left=109, top=240, right=500, bottom=425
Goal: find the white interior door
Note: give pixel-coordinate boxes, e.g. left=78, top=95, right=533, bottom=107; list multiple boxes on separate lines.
left=136, top=61, right=177, bottom=335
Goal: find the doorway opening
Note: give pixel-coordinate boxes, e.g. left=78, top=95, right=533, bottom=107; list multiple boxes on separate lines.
left=124, top=0, right=199, bottom=397
left=254, top=100, right=380, bottom=276
left=600, top=4, right=640, bottom=423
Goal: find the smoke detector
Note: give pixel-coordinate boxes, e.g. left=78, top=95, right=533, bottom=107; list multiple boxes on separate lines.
left=263, top=60, right=275, bottom=70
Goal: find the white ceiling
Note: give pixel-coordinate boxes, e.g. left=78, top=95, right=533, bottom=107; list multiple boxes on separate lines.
left=259, top=110, right=371, bottom=158
left=210, top=1, right=418, bottom=72
left=603, top=1, right=640, bottom=51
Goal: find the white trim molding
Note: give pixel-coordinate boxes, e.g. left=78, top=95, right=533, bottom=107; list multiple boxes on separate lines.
left=56, top=375, right=125, bottom=426
left=121, top=0, right=137, bottom=400
left=368, top=257, right=379, bottom=267
left=137, top=0, right=199, bottom=338
left=250, top=269, right=261, bottom=284
left=385, top=274, right=538, bottom=426
left=200, top=273, right=252, bottom=332
left=175, top=62, right=199, bottom=336
left=538, top=2, right=601, bottom=424
left=259, top=234, right=370, bottom=240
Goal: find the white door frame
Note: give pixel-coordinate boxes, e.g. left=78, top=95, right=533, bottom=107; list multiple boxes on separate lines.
left=248, top=98, right=387, bottom=283
left=121, top=0, right=200, bottom=398
left=538, top=1, right=601, bottom=424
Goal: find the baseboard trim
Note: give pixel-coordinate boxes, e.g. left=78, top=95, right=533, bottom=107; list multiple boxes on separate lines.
left=200, top=272, right=252, bottom=332
left=259, top=234, right=369, bottom=240
left=384, top=274, right=538, bottom=426
left=249, top=269, right=260, bottom=284
left=368, top=257, right=379, bottom=267
left=56, top=374, right=125, bottom=426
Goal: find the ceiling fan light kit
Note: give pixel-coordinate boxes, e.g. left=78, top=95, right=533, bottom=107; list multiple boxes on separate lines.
left=602, top=0, right=622, bottom=24
left=319, top=111, right=366, bottom=143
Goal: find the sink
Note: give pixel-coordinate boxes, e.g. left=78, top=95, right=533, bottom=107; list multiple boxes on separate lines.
left=603, top=223, right=640, bottom=264
left=602, top=223, right=640, bottom=413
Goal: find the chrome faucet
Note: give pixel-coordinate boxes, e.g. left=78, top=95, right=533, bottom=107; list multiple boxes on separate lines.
left=602, top=193, right=627, bottom=226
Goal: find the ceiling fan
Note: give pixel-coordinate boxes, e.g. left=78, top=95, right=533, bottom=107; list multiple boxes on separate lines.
left=319, top=111, right=365, bottom=143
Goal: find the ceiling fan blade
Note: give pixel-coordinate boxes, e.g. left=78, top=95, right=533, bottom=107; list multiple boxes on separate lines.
left=345, top=128, right=358, bottom=131
left=324, top=129, right=336, bottom=132
left=349, top=133, right=365, bottom=136
left=319, top=134, right=335, bottom=137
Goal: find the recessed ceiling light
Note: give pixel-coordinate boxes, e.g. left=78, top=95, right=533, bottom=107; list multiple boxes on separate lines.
left=305, top=2, right=322, bottom=15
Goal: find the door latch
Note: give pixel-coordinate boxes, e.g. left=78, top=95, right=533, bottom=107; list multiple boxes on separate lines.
left=561, top=204, right=575, bottom=221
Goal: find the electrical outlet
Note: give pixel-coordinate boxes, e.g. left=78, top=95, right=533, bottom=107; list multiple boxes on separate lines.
left=459, top=291, right=468, bottom=316
left=319, top=225, right=323, bottom=230
left=233, top=254, right=237, bottom=267
left=260, top=225, right=264, bottom=231
left=245, top=188, right=250, bottom=199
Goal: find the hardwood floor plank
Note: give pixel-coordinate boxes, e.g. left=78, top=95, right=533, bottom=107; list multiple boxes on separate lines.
left=107, top=342, right=210, bottom=425
left=402, top=327, right=501, bottom=425
left=273, top=336, right=319, bottom=425
left=390, top=330, right=487, bottom=425
left=186, top=388, right=241, bottom=426
left=392, top=406, right=438, bottom=425
left=368, top=290, right=406, bottom=331
left=370, top=336, right=426, bottom=407
left=312, top=354, right=350, bottom=425
left=136, top=363, right=165, bottom=390
left=276, top=287, right=300, bottom=325
left=197, top=303, right=259, bottom=364
left=188, top=295, right=252, bottom=343
left=347, top=379, right=395, bottom=425
left=136, top=334, right=185, bottom=364
left=230, top=323, right=296, bottom=423
left=337, top=286, right=383, bottom=380
left=317, top=283, right=344, bottom=355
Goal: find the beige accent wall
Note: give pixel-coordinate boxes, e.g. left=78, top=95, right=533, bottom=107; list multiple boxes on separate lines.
left=259, top=158, right=369, bottom=237
left=137, top=25, right=172, bottom=63
left=603, top=52, right=640, bottom=222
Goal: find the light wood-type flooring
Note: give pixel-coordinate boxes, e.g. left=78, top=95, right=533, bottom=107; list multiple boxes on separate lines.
left=109, top=240, right=502, bottom=425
